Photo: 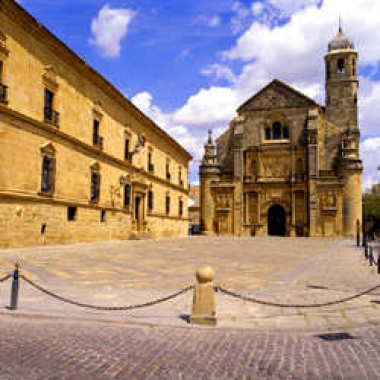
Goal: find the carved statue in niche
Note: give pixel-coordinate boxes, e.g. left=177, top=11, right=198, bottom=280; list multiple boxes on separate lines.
left=215, top=193, right=231, bottom=209
left=321, top=191, right=336, bottom=208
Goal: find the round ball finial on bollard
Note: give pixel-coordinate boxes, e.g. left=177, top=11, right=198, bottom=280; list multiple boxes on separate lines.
left=190, top=266, right=216, bottom=326
left=196, top=266, right=214, bottom=284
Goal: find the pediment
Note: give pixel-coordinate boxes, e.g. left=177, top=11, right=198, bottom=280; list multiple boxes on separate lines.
left=238, top=79, right=318, bottom=112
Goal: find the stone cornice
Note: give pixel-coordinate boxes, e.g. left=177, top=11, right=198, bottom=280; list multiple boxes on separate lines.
left=0, top=189, right=132, bottom=213
left=0, top=105, right=189, bottom=196
left=1, top=0, right=192, bottom=162
left=147, top=212, right=189, bottom=221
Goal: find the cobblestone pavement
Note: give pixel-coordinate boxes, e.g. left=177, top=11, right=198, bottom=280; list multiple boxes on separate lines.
left=1, top=315, right=380, bottom=379
left=0, top=237, right=379, bottom=330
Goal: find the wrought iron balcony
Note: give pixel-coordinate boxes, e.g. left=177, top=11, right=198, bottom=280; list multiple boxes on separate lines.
left=44, top=107, right=59, bottom=126
left=0, top=83, right=8, bottom=104
left=93, top=134, right=104, bottom=149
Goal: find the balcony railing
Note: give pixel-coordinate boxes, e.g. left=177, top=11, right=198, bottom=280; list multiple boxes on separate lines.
left=0, top=83, right=8, bottom=104
left=93, top=134, right=104, bottom=149
left=44, top=107, right=59, bottom=126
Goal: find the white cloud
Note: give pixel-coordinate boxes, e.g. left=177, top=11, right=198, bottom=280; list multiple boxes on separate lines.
left=251, top=2, right=264, bottom=16
left=268, top=0, right=321, bottom=17
left=173, top=87, right=238, bottom=127
left=194, top=15, right=221, bottom=28
left=231, top=1, right=251, bottom=35
left=201, top=64, right=237, bottom=84
left=361, top=137, right=380, bottom=190
left=90, top=4, right=135, bottom=58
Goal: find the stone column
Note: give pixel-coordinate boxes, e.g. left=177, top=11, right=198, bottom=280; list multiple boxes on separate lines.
left=291, top=191, right=296, bottom=237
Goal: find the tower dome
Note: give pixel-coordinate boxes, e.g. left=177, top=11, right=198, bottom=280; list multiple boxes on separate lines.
left=328, top=24, right=354, bottom=52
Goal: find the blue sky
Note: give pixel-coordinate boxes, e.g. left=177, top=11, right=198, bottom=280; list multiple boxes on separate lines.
left=18, top=0, right=380, bottom=188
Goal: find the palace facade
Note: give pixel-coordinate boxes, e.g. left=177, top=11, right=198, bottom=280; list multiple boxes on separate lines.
left=200, top=26, right=362, bottom=237
left=0, top=0, right=191, bottom=248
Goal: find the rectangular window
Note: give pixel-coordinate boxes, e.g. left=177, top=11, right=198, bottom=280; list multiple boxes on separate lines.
left=41, top=156, right=55, bottom=194
left=148, top=190, right=154, bottom=211
left=124, top=184, right=131, bottom=208
left=0, top=60, right=6, bottom=104
left=166, top=195, right=170, bottom=214
left=67, top=207, right=77, bottom=221
left=93, top=120, right=103, bottom=149
left=179, top=199, right=183, bottom=217
left=44, top=89, right=59, bottom=125
left=100, top=210, right=106, bottom=222
left=90, top=172, right=101, bottom=202
left=166, top=162, right=171, bottom=181
left=124, top=139, right=130, bottom=161
left=148, top=152, right=154, bottom=172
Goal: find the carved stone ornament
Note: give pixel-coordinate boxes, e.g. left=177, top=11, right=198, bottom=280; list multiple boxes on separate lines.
left=0, top=31, right=9, bottom=59
left=39, top=142, right=56, bottom=156
left=321, top=191, right=336, bottom=209
left=215, top=194, right=231, bottom=209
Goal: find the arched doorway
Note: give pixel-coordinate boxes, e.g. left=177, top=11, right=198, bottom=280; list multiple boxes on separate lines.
left=268, top=204, right=286, bottom=236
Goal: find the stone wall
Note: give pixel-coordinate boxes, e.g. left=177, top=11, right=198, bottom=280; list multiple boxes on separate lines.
left=0, top=0, right=191, bottom=248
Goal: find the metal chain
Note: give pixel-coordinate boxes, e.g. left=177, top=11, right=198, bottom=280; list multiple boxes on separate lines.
left=215, top=284, right=380, bottom=308
left=0, top=274, right=11, bottom=283
left=21, top=275, right=193, bottom=311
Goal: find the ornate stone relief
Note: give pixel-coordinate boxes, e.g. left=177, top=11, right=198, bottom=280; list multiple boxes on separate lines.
left=42, top=65, right=58, bottom=91
left=214, top=193, right=232, bottom=209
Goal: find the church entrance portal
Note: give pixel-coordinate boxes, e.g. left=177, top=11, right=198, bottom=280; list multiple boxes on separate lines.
left=268, top=204, right=286, bottom=236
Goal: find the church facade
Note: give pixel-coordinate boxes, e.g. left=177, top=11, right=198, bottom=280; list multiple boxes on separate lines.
left=200, top=26, right=362, bottom=237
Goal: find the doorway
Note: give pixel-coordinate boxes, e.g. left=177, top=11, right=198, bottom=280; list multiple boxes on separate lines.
left=135, top=196, right=142, bottom=231
left=268, top=204, right=286, bottom=236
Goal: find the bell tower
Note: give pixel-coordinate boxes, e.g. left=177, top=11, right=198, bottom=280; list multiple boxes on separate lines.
left=325, top=22, right=358, bottom=130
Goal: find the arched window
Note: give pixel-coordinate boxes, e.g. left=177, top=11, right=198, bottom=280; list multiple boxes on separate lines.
left=273, top=122, right=281, bottom=140
left=337, top=58, right=345, bottom=75
left=352, top=58, right=356, bottom=76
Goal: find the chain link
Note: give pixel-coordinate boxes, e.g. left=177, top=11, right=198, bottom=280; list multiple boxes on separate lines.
left=21, top=275, right=193, bottom=311
left=0, top=274, right=11, bottom=283
left=215, top=284, right=380, bottom=308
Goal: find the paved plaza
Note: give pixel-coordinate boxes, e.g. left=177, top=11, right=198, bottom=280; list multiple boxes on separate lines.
left=1, top=237, right=380, bottom=379
left=0, top=236, right=379, bottom=330
left=1, top=316, right=380, bottom=379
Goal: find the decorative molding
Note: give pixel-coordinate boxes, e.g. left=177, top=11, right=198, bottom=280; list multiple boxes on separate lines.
left=0, top=31, right=9, bottom=59
left=42, top=65, right=58, bottom=91
left=39, top=141, right=56, bottom=156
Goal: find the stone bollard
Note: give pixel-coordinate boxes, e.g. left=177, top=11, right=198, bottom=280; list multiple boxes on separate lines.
left=369, top=244, right=374, bottom=266
left=10, top=263, right=19, bottom=310
left=190, top=266, right=216, bottom=326
left=356, top=220, right=360, bottom=247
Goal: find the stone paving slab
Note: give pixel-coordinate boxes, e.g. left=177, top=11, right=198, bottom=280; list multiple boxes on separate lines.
left=0, top=316, right=380, bottom=379
left=0, top=237, right=379, bottom=331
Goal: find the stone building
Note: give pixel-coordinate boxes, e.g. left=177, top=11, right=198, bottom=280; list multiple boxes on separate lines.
left=200, top=25, right=362, bottom=237
left=0, top=0, right=191, bottom=248
left=188, top=186, right=200, bottom=234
